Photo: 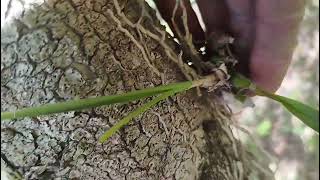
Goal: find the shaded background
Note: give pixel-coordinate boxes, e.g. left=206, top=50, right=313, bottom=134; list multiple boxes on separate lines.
left=146, top=0, right=319, bottom=179
left=238, top=1, right=319, bottom=179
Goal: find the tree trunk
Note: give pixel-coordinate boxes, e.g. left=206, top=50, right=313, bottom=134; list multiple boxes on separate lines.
left=1, top=0, right=252, bottom=179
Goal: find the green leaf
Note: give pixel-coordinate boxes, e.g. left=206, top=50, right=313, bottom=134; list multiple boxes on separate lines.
left=230, top=73, right=253, bottom=103
left=231, top=73, right=252, bottom=89
left=99, top=81, right=192, bottom=143
left=231, top=73, right=319, bottom=134
left=99, top=89, right=184, bottom=143
left=256, top=89, right=319, bottom=133
left=1, top=81, right=192, bottom=120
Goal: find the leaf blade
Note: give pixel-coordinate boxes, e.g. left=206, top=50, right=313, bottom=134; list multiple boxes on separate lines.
left=257, top=89, right=319, bottom=133
left=231, top=72, right=319, bottom=133
left=231, top=73, right=252, bottom=89
left=1, top=81, right=192, bottom=120
left=99, top=90, right=176, bottom=143
left=99, top=82, right=193, bottom=143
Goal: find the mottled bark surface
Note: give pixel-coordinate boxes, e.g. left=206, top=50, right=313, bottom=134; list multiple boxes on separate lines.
left=1, top=0, right=247, bottom=179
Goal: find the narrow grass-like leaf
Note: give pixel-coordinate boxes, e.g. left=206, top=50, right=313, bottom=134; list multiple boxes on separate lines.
left=1, top=81, right=192, bottom=120
left=231, top=73, right=319, bottom=133
left=99, top=81, right=193, bottom=143
left=256, top=89, right=319, bottom=133
left=99, top=90, right=178, bottom=143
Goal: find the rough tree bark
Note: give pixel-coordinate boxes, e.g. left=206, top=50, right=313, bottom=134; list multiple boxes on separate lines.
left=1, top=0, right=257, bottom=179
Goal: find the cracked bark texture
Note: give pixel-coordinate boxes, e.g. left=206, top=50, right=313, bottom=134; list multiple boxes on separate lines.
left=1, top=0, right=248, bottom=179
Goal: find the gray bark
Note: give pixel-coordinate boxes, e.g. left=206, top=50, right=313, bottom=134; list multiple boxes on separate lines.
left=1, top=0, right=251, bottom=179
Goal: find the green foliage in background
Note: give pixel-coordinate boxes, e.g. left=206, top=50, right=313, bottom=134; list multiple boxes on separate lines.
left=231, top=73, right=319, bottom=133
left=256, top=120, right=272, bottom=137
